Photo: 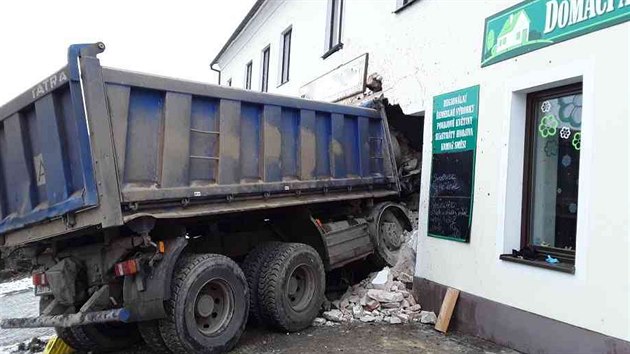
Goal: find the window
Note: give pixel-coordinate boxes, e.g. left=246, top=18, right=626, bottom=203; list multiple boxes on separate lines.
left=261, top=46, right=270, bottom=92
left=245, top=61, right=252, bottom=90
left=323, top=0, right=343, bottom=58
left=280, top=28, right=291, bottom=85
left=511, top=83, right=582, bottom=272
left=227, top=78, right=232, bottom=87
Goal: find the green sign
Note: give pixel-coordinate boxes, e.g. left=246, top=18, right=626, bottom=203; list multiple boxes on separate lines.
left=432, top=86, right=480, bottom=154
left=428, top=85, right=479, bottom=243
left=482, top=0, right=630, bottom=67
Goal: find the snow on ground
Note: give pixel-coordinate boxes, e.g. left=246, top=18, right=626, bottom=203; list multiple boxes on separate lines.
left=0, top=342, right=18, bottom=354
left=0, top=278, right=32, bottom=298
left=0, top=277, right=54, bottom=350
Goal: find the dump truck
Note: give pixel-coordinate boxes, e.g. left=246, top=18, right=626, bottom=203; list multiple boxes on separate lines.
left=0, top=43, right=419, bottom=353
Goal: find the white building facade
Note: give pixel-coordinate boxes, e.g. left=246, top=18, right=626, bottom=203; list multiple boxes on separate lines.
left=212, top=1, right=630, bottom=352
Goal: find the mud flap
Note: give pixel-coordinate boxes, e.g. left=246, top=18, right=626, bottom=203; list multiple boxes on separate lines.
left=46, top=258, right=84, bottom=306
left=123, top=237, right=188, bottom=321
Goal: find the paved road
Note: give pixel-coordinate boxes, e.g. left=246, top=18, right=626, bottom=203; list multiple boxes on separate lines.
left=1, top=278, right=518, bottom=354
left=116, top=323, right=518, bottom=354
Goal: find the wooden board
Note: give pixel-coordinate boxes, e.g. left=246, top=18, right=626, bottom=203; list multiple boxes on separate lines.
left=435, top=288, right=460, bottom=333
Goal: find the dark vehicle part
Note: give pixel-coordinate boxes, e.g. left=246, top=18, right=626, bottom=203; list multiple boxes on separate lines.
left=242, top=241, right=281, bottom=325
left=138, top=321, right=171, bottom=353
left=39, top=297, right=83, bottom=351
left=368, top=203, right=413, bottom=267
left=1, top=308, right=131, bottom=329
left=159, top=254, right=248, bottom=353
left=259, top=243, right=325, bottom=332
left=69, top=322, right=140, bottom=353
left=319, top=217, right=374, bottom=269
left=123, top=237, right=188, bottom=321
left=22, top=299, right=139, bottom=353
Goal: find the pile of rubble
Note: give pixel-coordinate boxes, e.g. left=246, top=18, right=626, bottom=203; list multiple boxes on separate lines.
left=315, top=230, right=437, bottom=326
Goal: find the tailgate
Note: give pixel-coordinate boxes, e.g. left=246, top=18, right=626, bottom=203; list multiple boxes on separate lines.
left=0, top=50, right=99, bottom=234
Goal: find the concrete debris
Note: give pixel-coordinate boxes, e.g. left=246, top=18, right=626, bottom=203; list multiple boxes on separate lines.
left=397, top=272, right=414, bottom=284
left=370, top=267, right=391, bottom=290
left=396, top=313, right=410, bottom=323
left=322, top=309, right=345, bottom=322
left=420, top=311, right=437, bottom=324
left=360, top=315, right=376, bottom=323
left=365, top=298, right=380, bottom=311
left=390, top=230, right=418, bottom=284
left=408, top=304, right=422, bottom=312
left=318, top=230, right=427, bottom=326
left=352, top=305, right=364, bottom=318
left=367, top=289, right=404, bottom=303
left=381, top=301, right=401, bottom=309
left=312, top=317, right=327, bottom=326
left=388, top=316, right=403, bottom=324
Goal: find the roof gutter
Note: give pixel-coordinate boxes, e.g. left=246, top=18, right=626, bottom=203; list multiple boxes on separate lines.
left=210, top=63, right=221, bottom=85
left=210, top=0, right=266, bottom=69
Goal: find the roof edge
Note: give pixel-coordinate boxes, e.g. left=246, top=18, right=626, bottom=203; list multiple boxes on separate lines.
left=210, top=0, right=266, bottom=68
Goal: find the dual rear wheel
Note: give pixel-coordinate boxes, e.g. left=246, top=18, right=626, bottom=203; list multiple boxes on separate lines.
left=243, top=243, right=325, bottom=332
left=154, top=243, right=325, bottom=353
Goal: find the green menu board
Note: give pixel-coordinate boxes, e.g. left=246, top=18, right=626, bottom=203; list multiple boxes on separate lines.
left=428, top=85, right=480, bottom=242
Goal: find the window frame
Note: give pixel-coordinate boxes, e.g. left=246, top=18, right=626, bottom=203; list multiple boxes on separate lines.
left=323, top=0, right=344, bottom=58
left=260, top=45, right=270, bottom=92
left=245, top=61, right=253, bottom=90
left=280, top=27, right=292, bottom=85
left=520, top=82, right=583, bottom=262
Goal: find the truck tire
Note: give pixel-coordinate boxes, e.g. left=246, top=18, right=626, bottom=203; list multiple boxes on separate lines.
left=258, top=243, right=325, bottom=332
left=39, top=296, right=140, bottom=352
left=368, top=203, right=412, bottom=267
left=159, top=254, right=249, bottom=353
left=69, top=322, right=141, bottom=352
left=138, top=320, right=171, bottom=353
left=39, top=297, right=83, bottom=351
left=241, top=241, right=281, bottom=325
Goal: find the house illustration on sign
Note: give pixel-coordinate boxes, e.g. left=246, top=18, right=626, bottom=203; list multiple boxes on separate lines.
left=495, top=10, right=530, bottom=54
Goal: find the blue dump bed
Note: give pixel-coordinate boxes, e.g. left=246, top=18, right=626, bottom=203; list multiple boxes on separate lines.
left=0, top=43, right=398, bottom=246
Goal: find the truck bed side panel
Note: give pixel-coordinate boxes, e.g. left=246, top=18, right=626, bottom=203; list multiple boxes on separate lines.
left=102, top=68, right=395, bottom=204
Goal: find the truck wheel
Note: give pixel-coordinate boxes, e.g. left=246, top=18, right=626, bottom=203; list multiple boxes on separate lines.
left=39, top=297, right=83, bottom=351
left=138, top=320, right=171, bottom=353
left=159, top=254, right=248, bottom=354
left=258, top=243, right=325, bottom=332
left=242, top=242, right=281, bottom=325
left=70, top=322, right=141, bottom=352
left=369, top=203, right=412, bottom=267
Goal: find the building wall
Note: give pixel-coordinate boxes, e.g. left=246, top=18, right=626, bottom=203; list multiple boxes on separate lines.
left=215, top=0, right=630, bottom=342
left=216, top=0, right=508, bottom=113
left=417, top=21, right=629, bottom=342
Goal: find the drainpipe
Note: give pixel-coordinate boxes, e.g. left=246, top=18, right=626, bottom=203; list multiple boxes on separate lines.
left=210, top=63, right=222, bottom=85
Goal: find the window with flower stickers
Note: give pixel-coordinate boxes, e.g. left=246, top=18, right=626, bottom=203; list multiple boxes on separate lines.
left=522, top=84, right=582, bottom=262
